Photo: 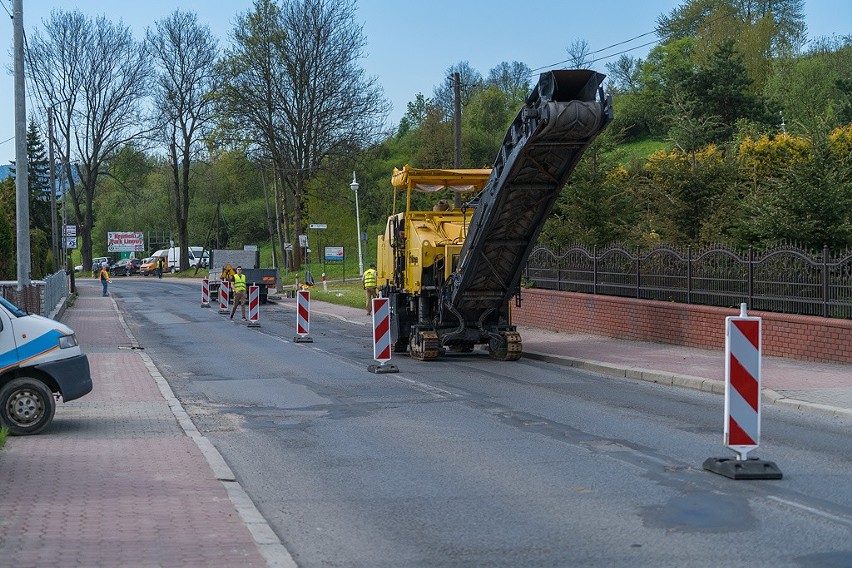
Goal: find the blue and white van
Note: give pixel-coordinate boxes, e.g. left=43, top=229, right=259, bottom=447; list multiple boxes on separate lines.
left=0, top=296, right=92, bottom=435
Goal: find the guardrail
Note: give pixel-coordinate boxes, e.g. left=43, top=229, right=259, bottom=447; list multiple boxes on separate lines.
left=525, top=244, right=852, bottom=319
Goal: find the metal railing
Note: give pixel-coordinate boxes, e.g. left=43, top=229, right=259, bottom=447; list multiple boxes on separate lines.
left=525, top=244, right=852, bottom=319
left=0, top=269, right=69, bottom=316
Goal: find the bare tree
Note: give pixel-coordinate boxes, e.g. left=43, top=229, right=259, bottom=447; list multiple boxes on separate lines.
left=147, top=11, right=219, bottom=271
left=486, top=61, right=532, bottom=102
left=27, top=11, right=150, bottom=269
left=218, top=0, right=291, bottom=265
left=432, top=61, right=483, bottom=120
left=566, top=39, right=592, bottom=68
left=220, top=0, right=388, bottom=269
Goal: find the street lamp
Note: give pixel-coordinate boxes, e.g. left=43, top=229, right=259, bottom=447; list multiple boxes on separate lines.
left=350, top=172, right=364, bottom=276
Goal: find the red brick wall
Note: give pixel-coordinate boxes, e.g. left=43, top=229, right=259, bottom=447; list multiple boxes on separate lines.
left=513, top=289, right=852, bottom=364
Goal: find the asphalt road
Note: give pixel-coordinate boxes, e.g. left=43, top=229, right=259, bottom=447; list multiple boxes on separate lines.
left=116, top=278, right=852, bottom=568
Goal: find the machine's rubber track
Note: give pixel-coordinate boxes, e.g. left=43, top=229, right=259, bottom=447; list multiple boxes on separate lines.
left=488, top=331, right=523, bottom=361
left=409, top=330, right=440, bottom=361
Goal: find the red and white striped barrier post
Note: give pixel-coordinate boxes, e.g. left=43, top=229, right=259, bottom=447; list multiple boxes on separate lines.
left=704, top=303, right=782, bottom=480
left=293, top=290, right=313, bottom=342
left=201, top=279, right=210, bottom=307
left=218, top=280, right=230, bottom=314
left=368, top=297, right=398, bottom=374
left=247, top=285, right=260, bottom=327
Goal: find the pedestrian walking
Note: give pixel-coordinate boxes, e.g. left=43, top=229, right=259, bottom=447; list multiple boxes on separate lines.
left=230, top=266, right=248, bottom=320
left=99, top=263, right=112, bottom=297
left=363, top=263, right=377, bottom=315
left=157, top=256, right=164, bottom=279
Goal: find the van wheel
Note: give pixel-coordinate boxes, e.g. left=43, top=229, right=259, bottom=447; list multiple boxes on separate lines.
left=170, top=266, right=177, bottom=273
left=0, top=378, right=56, bottom=435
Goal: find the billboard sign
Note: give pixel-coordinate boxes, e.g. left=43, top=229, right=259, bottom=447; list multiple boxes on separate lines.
left=108, top=231, right=144, bottom=252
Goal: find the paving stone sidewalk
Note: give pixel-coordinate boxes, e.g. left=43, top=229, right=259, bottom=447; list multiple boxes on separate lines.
left=0, top=282, right=290, bottom=568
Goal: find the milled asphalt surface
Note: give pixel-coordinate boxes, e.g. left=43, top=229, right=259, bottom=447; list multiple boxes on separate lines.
left=1, top=278, right=850, bottom=567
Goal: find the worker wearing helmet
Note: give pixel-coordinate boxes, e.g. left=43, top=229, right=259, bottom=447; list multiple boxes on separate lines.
left=363, top=263, right=377, bottom=315
left=230, top=266, right=248, bottom=320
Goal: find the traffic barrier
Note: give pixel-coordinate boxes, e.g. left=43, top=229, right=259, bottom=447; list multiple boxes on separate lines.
left=293, top=290, right=313, bottom=342
left=704, top=303, right=782, bottom=480
left=201, top=279, right=210, bottom=307
left=218, top=280, right=230, bottom=314
left=368, top=297, right=398, bottom=373
left=247, top=285, right=260, bottom=327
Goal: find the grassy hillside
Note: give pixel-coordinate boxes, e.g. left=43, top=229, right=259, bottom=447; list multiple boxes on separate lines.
left=606, top=137, right=670, bottom=166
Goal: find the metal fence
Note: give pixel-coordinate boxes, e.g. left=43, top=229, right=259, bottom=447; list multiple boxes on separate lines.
left=525, top=244, right=852, bottom=319
left=0, top=269, right=69, bottom=316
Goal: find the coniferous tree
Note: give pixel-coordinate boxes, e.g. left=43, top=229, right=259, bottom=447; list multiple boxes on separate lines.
left=9, top=119, right=54, bottom=256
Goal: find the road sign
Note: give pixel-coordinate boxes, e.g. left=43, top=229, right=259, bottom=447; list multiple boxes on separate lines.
left=63, top=225, right=77, bottom=237
left=65, top=237, right=78, bottom=249
left=308, top=223, right=327, bottom=229
left=325, top=246, right=344, bottom=261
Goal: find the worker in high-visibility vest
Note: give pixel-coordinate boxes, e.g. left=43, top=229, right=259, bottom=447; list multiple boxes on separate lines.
left=230, top=266, right=248, bottom=320
left=362, top=263, right=377, bottom=315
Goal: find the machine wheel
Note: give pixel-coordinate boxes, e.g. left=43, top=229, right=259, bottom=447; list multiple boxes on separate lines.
left=488, top=331, right=523, bottom=361
left=409, top=329, right=440, bottom=361
left=0, top=378, right=57, bottom=435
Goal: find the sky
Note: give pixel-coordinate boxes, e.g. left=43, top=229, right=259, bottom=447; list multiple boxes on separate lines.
left=1, top=0, right=849, bottom=164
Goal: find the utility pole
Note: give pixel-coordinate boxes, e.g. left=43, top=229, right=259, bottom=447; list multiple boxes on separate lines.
left=48, top=108, right=59, bottom=272
left=13, top=0, right=31, bottom=288
left=453, top=71, right=462, bottom=208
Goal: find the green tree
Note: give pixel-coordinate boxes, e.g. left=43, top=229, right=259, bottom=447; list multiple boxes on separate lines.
left=764, top=40, right=852, bottom=133
left=462, top=86, right=517, bottom=167
left=9, top=119, right=52, bottom=240
left=0, top=177, right=14, bottom=279
left=734, top=126, right=852, bottom=248
left=684, top=38, right=767, bottom=141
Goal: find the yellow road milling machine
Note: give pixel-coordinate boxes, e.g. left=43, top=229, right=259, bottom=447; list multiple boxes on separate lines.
left=376, top=70, right=612, bottom=360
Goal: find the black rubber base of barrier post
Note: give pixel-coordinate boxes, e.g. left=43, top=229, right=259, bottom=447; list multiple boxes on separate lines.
left=247, top=321, right=260, bottom=327
left=369, top=363, right=399, bottom=374
left=201, top=303, right=210, bottom=308
left=293, top=335, right=313, bottom=343
left=703, top=457, right=783, bottom=480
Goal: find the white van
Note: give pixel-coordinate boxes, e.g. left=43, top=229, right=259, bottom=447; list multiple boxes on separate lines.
left=0, top=295, right=92, bottom=435
left=151, top=246, right=208, bottom=272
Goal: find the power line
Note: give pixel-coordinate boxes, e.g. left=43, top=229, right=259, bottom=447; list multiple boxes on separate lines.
left=530, top=10, right=733, bottom=73
left=530, top=27, right=662, bottom=73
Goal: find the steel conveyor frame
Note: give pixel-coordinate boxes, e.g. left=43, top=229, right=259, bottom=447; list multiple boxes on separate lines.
left=446, top=70, right=613, bottom=323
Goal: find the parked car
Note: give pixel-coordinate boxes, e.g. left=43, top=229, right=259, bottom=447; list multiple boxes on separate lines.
left=110, top=258, right=141, bottom=277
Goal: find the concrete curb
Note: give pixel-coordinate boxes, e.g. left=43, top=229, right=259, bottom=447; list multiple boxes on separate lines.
left=110, top=296, right=298, bottom=568
left=523, top=351, right=852, bottom=420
